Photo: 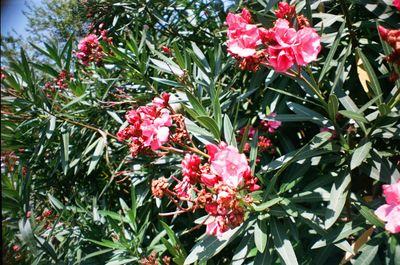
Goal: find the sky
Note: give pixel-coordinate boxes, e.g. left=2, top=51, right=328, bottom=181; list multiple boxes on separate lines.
left=1, top=0, right=42, bottom=38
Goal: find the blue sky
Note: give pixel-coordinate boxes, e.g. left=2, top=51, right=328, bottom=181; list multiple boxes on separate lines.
left=1, top=0, right=42, bottom=38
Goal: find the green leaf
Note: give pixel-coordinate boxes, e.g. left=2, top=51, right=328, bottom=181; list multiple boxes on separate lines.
left=151, top=77, right=185, bottom=88
left=88, top=137, right=105, bottom=175
left=353, top=235, right=383, bottom=265
left=150, top=58, right=184, bottom=76
left=254, top=246, right=272, bottom=265
left=254, top=219, right=268, bottom=253
left=338, top=110, right=369, bottom=123
left=61, top=125, right=69, bottom=175
left=184, top=223, right=247, bottom=264
left=355, top=48, right=383, bottom=104
left=270, top=218, right=298, bottom=265
left=196, top=116, right=220, bottom=140
left=88, top=239, right=124, bottom=250
left=287, top=102, right=330, bottom=127
left=232, top=232, right=254, bottom=265
left=355, top=204, right=384, bottom=228
left=351, top=141, right=372, bottom=170
left=223, top=115, right=237, bottom=147
left=185, top=118, right=215, bottom=145
left=325, top=170, right=351, bottom=229
left=191, top=42, right=210, bottom=73
left=253, top=197, right=283, bottom=212
left=46, top=115, right=56, bottom=139
left=107, top=111, right=124, bottom=125
left=249, top=129, right=259, bottom=172
left=311, top=219, right=365, bottom=249
left=212, top=90, right=222, bottom=130
left=327, top=94, right=339, bottom=122
left=48, top=194, right=64, bottom=210
left=185, top=91, right=207, bottom=116
left=319, top=21, right=346, bottom=83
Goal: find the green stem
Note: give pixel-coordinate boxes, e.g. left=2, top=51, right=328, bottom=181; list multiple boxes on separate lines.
left=338, top=0, right=357, bottom=47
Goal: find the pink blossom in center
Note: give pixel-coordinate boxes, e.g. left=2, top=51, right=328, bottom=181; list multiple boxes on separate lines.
left=206, top=142, right=250, bottom=188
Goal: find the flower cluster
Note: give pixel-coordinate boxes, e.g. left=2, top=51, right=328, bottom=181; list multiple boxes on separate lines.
left=1, top=67, right=6, bottom=80
left=152, top=142, right=259, bottom=238
left=117, top=93, right=172, bottom=157
left=140, top=251, right=171, bottom=265
left=238, top=113, right=281, bottom=157
left=76, top=34, right=104, bottom=66
left=226, top=3, right=321, bottom=72
left=377, top=25, right=400, bottom=81
left=44, top=70, right=74, bottom=95
left=374, top=180, right=400, bottom=234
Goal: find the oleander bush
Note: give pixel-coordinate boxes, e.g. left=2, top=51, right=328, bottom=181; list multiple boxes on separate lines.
left=1, top=0, right=400, bottom=264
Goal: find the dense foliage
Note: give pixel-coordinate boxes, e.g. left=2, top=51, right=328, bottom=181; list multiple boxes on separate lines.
left=1, top=0, right=400, bottom=264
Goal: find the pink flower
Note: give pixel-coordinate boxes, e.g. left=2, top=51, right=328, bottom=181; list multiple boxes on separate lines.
left=267, top=19, right=321, bottom=72
left=268, top=46, right=295, bottom=72
left=118, top=94, right=172, bottom=157
left=76, top=34, right=103, bottom=65
left=227, top=34, right=260, bottom=57
left=12, top=245, right=21, bottom=252
left=173, top=176, right=192, bottom=200
left=374, top=180, right=400, bottom=234
left=152, top=93, right=170, bottom=108
left=200, top=164, right=220, bottom=187
left=260, top=112, right=282, bottom=133
left=267, top=19, right=297, bottom=72
left=378, top=25, right=390, bottom=40
left=394, top=0, right=400, bottom=11
left=181, top=154, right=202, bottom=183
left=226, top=8, right=262, bottom=58
left=206, top=216, right=228, bottom=238
left=294, top=27, right=321, bottom=66
left=206, top=142, right=250, bottom=188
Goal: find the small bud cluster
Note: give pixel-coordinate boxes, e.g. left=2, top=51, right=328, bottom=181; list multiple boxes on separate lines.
left=1, top=67, right=6, bottom=80
left=44, top=70, right=74, bottom=95
left=139, top=251, right=171, bottom=265
left=226, top=3, right=321, bottom=73
left=238, top=112, right=282, bottom=158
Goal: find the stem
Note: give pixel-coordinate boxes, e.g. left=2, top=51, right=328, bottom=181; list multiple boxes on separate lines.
left=58, top=116, right=119, bottom=141
left=288, top=69, right=327, bottom=108
left=388, top=87, right=400, bottom=109
left=338, top=0, right=357, bottom=47
left=180, top=144, right=210, bottom=159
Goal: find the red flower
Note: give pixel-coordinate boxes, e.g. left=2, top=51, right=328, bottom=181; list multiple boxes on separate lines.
left=162, top=46, right=172, bottom=54
left=275, top=2, right=296, bottom=20
left=394, top=0, right=400, bottom=11
left=12, top=245, right=21, bottom=252
left=181, top=154, right=202, bottom=183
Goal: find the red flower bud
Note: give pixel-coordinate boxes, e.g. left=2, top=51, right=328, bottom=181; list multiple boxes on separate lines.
left=12, top=245, right=21, bottom=252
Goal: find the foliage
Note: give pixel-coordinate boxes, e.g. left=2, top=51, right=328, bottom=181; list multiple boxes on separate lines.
left=1, top=0, right=400, bottom=264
